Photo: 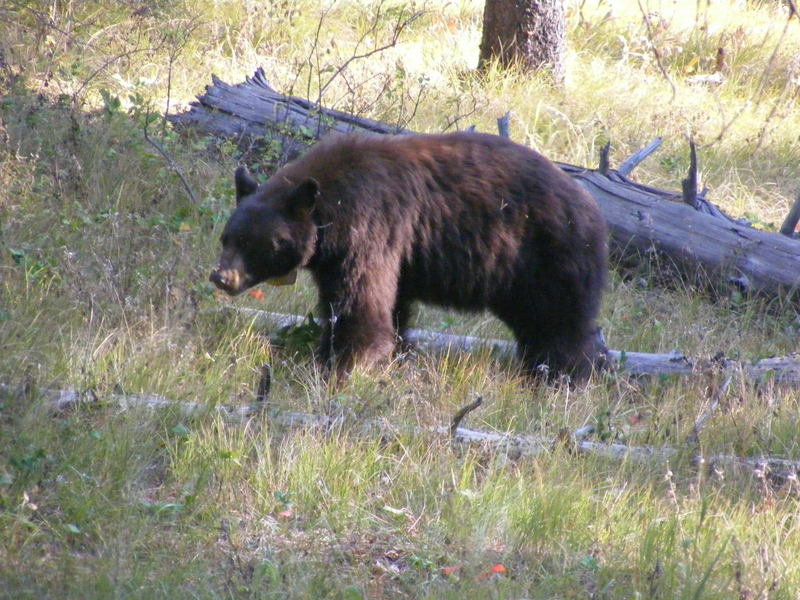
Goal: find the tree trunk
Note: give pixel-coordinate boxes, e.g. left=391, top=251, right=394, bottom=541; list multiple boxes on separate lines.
left=478, top=0, right=566, bottom=82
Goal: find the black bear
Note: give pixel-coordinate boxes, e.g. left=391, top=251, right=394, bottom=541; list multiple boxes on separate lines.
left=210, top=132, right=608, bottom=379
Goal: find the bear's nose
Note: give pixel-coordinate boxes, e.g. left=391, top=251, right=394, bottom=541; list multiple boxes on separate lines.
left=209, top=269, right=228, bottom=290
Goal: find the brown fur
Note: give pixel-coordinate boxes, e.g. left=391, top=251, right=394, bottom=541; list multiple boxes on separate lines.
left=210, top=132, right=608, bottom=379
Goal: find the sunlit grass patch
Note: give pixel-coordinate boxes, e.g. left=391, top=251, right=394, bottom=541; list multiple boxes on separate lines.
left=3, top=0, right=800, bottom=597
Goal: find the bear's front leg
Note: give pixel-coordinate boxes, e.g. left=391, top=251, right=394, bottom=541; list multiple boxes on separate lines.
left=325, top=310, right=396, bottom=375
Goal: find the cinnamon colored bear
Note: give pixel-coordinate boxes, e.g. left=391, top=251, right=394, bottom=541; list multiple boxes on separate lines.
left=210, top=132, right=608, bottom=379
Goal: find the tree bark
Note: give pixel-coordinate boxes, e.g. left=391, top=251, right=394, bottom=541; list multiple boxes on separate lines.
left=478, top=0, right=566, bottom=82
left=168, top=70, right=800, bottom=303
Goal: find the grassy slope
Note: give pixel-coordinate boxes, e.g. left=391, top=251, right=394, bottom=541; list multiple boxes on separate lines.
left=2, top=0, right=800, bottom=598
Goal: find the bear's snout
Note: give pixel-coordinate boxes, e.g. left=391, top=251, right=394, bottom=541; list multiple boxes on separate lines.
left=209, top=267, right=243, bottom=295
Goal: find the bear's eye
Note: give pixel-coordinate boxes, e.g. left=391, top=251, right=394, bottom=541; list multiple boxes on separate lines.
left=272, top=237, right=292, bottom=253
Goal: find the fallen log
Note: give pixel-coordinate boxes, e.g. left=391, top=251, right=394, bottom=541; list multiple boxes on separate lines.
left=221, top=308, right=800, bottom=387
left=171, top=68, right=408, bottom=162
left=169, top=69, right=800, bottom=303
left=3, top=382, right=797, bottom=485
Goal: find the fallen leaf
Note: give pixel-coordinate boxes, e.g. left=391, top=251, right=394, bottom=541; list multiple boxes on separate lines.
left=478, top=563, right=508, bottom=580
left=277, top=508, right=293, bottom=519
left=442, top=565, right=461, bottom=577
left=248, top=288, right=265, bottom=301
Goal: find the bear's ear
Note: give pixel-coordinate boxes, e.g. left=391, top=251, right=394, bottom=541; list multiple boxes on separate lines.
left=285, top=178, right=319, bottom=221
left=234, top=167, right=259, bottom=204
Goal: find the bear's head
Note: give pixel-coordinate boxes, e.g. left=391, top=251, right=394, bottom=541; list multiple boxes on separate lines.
left=210, top=167, right=319, bottom=296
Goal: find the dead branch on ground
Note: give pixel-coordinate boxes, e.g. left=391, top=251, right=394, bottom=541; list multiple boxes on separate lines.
left=4, top=382, right=798, bottom=486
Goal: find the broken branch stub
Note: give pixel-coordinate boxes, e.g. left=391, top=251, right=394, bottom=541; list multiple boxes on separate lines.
left=779, top=190, right=800, bottom=238
left=617, top=137, right=663, bottom=176
left=681, top=139, right=699, bottom=209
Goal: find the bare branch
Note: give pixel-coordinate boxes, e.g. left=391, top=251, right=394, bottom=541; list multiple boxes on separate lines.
left=8, top=383, right=800, bottom=484
left=316, top=5, right=425, bottom=106
left=780, top=190, right=800, bottom=237
left=143, top=109, right=199, bottom=204
left=450, top=396, right=484, bottom=440
left=162, top=17, right=202, bottom=127
left=71, top=44, right=152, bottom=105
left=787, top=0, right=799, bottom=20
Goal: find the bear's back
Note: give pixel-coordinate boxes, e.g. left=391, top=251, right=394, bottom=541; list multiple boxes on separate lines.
left=278, top=132, right=592, bottom=225
left=272, top=132, right=605, bottom=311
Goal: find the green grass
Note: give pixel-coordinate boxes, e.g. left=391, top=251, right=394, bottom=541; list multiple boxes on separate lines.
left=3, top=0, right=800, bottom=598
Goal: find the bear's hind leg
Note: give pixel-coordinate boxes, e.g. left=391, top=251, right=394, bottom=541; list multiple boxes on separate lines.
left=392, top=294, right=415, bottom=353
left=496, top=308, right=596, bottom=381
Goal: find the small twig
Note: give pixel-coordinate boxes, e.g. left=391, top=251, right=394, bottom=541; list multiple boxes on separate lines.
left=219, top=519, right=252, bottom=586
left=256, top=363, right=272, bottom=403
left=681, top=139, right=699, bottom=209
left=687, top=372, right=733, bottom=446
left=299, top=3, right=331, bottom=102
left=618, top=137, right=663, bottom=176
left=143, top=109, right=199, bottom=204
left=450, top=396, right=484, bottom=440
left=779, top=190, right=800, bottom=237
left=598, top=141, right=611, bottom=175
left=441, top=90, right=482, bottom=132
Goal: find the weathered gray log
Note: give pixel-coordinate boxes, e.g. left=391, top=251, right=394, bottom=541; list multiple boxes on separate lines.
left=169, top=69, right=800, bottom=301
left=222, top=308, right=800, bottom=387
left=4, top=382, right=797, bottom=484
left=170, top=68, right=408, bottom=161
